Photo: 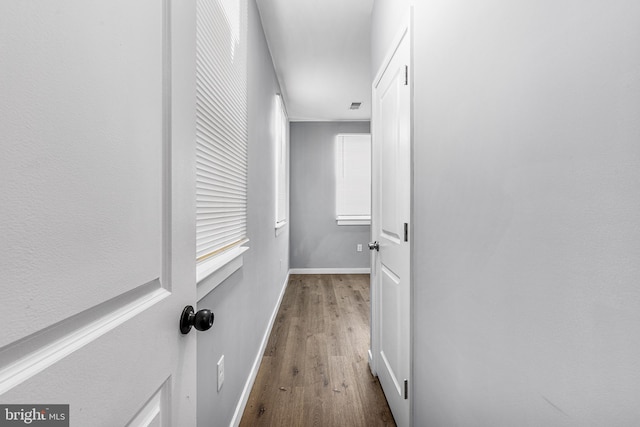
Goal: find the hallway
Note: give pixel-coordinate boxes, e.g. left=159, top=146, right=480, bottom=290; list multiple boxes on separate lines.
left=2, top=0, right=639, bottom=424
left=239, top=274, right=395, bottom=426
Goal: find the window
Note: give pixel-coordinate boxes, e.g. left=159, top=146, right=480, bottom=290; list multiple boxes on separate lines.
left=335, top=134, right=372, bottom=225
left=195, top=0, right=248, bottom=286
left=275, top=94, right=289, bottom=231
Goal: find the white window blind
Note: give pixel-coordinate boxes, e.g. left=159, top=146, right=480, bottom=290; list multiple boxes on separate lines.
left=275, top=94, right=288, bottom=228
left=335, top=134, right=371, bottom=225
left=196, top=0, right=248, bottom=262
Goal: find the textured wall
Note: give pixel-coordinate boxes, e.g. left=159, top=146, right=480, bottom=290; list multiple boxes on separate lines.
left=197, top=1, right=290, bottom=425
left=374, top=0, right=640, bottom=425
left=290, top=121, right=371, bottom=269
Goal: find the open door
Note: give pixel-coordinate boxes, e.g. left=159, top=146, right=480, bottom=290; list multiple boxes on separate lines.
left=370, top=20, right=411, bottom=427
left=0, top=1, right=200, bottom=425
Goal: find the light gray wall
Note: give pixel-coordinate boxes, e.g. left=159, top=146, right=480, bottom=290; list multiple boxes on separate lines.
left=374, top=1, right=640, bottom=425
left=197, top=1, right=289, bottom=425
left=290, top=121, right=371, bottom=269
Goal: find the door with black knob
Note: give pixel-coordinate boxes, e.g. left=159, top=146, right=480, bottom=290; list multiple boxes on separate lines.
left=0, top=1, right=199, bottom=424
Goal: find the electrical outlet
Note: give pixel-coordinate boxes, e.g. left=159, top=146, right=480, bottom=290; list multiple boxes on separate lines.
left=217, top=355, right=225, bottom=391
left=357, top=244, right=363, bottom=252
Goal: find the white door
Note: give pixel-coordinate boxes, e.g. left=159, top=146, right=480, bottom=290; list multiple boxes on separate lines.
left=0, top=1, right=199, bottom=425
left=370, top=25, right=411, bottom=427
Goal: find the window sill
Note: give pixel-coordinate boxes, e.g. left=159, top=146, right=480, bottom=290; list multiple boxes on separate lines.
left=275, top=220, right=287, bottom=236
left=336, top=215, right=371, bottom=226
left=196, top=245, right=250, bottom=300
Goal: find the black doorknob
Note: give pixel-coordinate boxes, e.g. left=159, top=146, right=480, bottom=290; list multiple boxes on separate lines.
left=180, top=305, right=214, bottom=334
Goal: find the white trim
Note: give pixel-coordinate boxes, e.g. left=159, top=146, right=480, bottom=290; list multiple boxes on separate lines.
left=127, top=380, right=168, bottom=426
left=373, top=22, right=409, bottom=89
left=289, top=268, right=371, bottom=275
left=275, top=220, right=287, bottom=237
left=274, top=94, right=289, bottom=228
left=0, top=281, right=168, bottom=395
left=368, top=349, right=376, bottom=376
left=196, top=245, right=250, bottom=300
left=229, top=271, right=290, bottom=427
left=289, top=119, right=371, bottom=123
left=336, top=215, right=371, bottom=226
left=335, top=133, right=371, bottom=137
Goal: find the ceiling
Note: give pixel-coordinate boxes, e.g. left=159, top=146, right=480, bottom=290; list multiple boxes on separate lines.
left=255, top=0, right=373, bottom=122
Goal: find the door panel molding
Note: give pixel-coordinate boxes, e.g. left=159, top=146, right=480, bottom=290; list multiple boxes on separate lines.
left=0, top=280, right=169, bottom=395
left=126, top=377, right=170, bottom=427
left=0, top=0, right=172, bottom=349
left=380, top=265, right=403, bottom=396
left=0, top=0, right=174, bottom=397
left=380, top=351, right=402, bottom=396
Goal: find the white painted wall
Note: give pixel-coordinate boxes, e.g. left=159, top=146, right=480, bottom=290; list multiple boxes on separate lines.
left=373, top=1, right=640, bottom=425
left=196, top=1, right=290, bottom=425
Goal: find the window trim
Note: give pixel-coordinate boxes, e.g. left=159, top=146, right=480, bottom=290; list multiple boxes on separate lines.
left=336, top=215, right=371, bottom=226
left=196, top=243, right=249, bottom=299
left=274, top=94, right=289, bottom=231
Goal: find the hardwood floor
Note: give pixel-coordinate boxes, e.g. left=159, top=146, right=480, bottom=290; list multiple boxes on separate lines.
left=240, top=274, right=396, bottom=427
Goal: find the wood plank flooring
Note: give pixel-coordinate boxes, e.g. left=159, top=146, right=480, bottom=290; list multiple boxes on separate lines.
left=240, top=274, right=396, bottom=427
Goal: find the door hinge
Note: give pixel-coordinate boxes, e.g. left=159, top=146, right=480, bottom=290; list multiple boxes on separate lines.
left=404, top=65, right=409, bottom=85
left=404, top=379, right=409, bottom=399
left=404, top=223, right=408, bottom=242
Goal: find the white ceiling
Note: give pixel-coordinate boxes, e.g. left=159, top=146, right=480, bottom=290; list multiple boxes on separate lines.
left=255, top=0, right=373, bottom=122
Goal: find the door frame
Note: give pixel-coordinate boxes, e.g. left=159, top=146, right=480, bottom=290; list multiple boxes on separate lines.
left=369, top=9, right=413, bottom=425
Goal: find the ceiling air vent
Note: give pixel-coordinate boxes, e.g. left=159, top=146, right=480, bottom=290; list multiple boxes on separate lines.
left=349, top=102, right=362, bottom=110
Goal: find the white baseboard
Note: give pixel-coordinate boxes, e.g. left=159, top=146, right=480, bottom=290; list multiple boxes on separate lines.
left=368, top=349, right=376, bottom=376
left=289, top=268, right=371, bottom=275
left=229, top=271, right=290, bottom=427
